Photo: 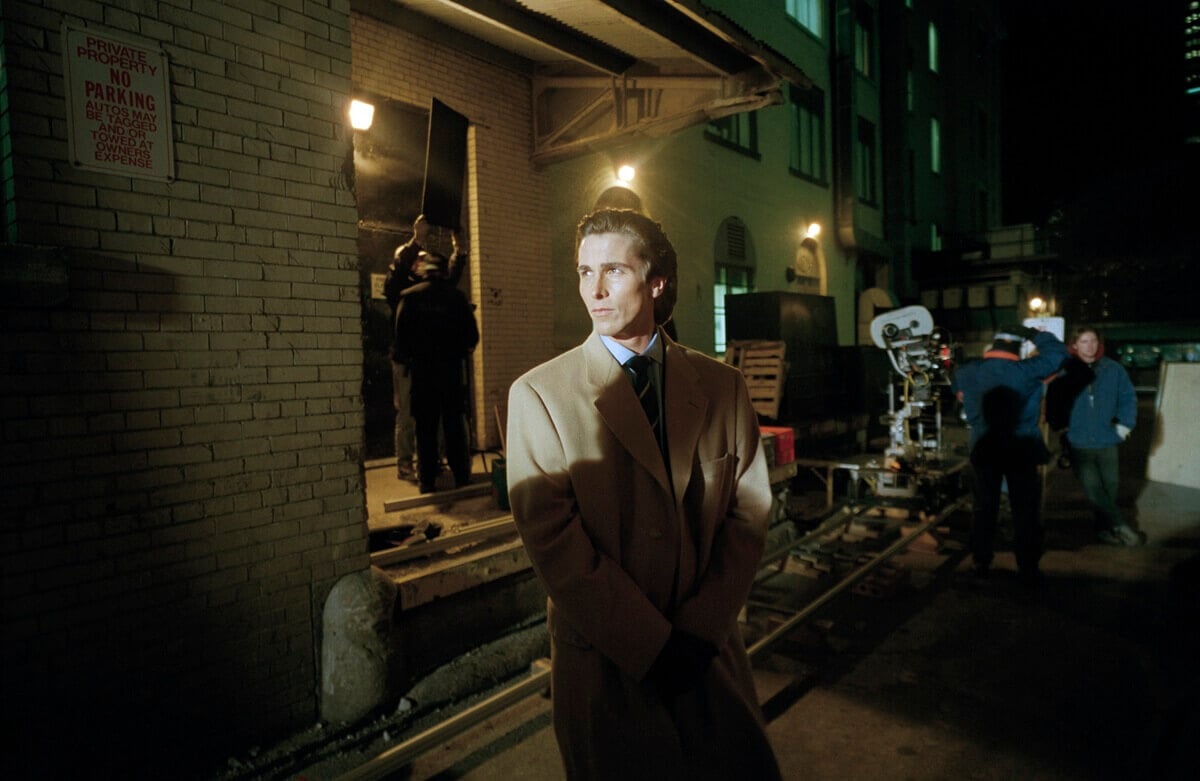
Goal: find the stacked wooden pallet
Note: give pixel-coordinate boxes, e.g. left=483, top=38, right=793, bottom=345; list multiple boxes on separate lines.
left=725, top=340, right=787, bottom=420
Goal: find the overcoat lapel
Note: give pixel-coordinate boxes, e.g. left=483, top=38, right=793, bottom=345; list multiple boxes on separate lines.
left=663, top=338, right=708, bottom=507
left=585, top=333, right=672, bottom=494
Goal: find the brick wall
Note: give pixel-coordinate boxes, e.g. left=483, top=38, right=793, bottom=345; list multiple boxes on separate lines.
left=351, top=10, right=554, bottom=450
left=0, top=0, right=366, bottom=772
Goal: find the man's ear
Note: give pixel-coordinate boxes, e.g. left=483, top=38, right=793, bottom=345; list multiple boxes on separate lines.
left=649, top=275, right=666, bottom=299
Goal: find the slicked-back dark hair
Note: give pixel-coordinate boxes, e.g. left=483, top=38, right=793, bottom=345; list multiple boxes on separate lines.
left=574, top=208, right=678, bottom=325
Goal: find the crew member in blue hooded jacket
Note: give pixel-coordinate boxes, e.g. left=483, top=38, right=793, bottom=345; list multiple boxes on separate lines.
left=953, top=326, right=1067, bottom=584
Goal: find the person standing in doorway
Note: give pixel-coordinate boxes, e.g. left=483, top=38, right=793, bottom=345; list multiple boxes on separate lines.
left=506, top=208, right=781, bottom=780
left=393, top=251, right=478, bottom=493
left=385, top=215, right=431, bottom=482
left=1048, top=326, right=1141, bottom=545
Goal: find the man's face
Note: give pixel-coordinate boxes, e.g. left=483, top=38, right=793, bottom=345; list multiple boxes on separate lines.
left=1074, top=332, right=1100, bottom=362
left=577, top=232, right=663, bottom=345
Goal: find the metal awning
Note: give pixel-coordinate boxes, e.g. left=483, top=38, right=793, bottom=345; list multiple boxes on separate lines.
left=373, top=0, right=812, bottom=164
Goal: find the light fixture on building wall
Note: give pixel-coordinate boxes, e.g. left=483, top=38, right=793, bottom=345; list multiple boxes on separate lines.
left=617, top=164, right=635, bottom=183
left=787, top=222, right=823, bottom=284
left=349, top=99, right=375, bottom=130
left=1029, top=295, right=1046, bottom=313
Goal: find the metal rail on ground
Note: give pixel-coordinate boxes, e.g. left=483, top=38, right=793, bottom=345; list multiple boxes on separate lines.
left=747, top=494, right=969, bottom=659
left=334, top=665, right=552, bottom=781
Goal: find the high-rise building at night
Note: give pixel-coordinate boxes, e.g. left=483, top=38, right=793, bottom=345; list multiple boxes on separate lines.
left=1187, top=0, right=1200, bottom=142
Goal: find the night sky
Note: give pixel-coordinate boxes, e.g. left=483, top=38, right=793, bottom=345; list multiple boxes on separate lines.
left=999, top=0, right=1189, bottom=227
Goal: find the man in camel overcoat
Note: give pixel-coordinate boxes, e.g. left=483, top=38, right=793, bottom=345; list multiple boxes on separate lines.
left=506, top=208, right=781, bottom=780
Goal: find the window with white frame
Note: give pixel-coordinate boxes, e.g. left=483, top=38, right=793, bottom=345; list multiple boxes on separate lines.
left=706, top=112, right=759, bottom=156
left=713, top=217, right=756, bottom=355
left=714, top=265, right=754, bottom=356
left=786, top=0, right=822, bottom=37
left=789, top=84, right=826, bottom=182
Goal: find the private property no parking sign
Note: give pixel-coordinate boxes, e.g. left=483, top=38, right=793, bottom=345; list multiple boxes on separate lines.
left=62, top=23, right=175, bottom=181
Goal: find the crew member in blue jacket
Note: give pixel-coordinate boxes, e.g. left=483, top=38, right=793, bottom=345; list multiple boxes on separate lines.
left=953, top=326, right=1067, bottom=584
left=1047, top=326, right=1140, bottom=545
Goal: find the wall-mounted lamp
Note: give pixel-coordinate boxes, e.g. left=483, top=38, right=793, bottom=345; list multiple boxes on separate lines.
left=787, top=222, right=823, bottom=284
left=1029, top=295, right=1046, bottom=313
left=617, top=164, right=635, bottom=183
left=349, top=99, right=375, bottom=131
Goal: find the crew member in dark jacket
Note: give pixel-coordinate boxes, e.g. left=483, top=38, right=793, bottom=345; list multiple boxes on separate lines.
left=393, top=251, right=479, bottom=493
left=953, top=326, right=1067, bottom=583
left=385, top=216, right=470, bottom=482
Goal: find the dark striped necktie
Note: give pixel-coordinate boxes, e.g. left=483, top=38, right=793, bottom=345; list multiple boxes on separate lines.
left=623, top=354, right=662, bottom=452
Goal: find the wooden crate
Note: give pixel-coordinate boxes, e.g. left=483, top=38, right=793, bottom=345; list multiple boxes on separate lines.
left=725, top=340, right=787, bottom=420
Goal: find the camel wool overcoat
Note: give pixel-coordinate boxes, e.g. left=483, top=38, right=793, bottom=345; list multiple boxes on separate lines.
left=506, top=330, right=781, bottom=780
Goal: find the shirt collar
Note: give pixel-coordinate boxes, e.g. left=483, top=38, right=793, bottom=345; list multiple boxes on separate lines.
left=600, top=329, right=662, bottom=367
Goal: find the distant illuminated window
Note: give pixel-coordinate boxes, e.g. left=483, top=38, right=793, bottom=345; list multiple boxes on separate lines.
left=931, top=116, right=941, bottom=174
left=929, top=22, right=940, bottom=73
left=786, top=0, right=822, bottom=37
left=713, top=217, right=756, bottom=355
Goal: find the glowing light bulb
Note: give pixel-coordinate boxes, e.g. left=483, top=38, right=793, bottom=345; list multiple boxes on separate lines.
left=349, top=100, right=375, bottom=130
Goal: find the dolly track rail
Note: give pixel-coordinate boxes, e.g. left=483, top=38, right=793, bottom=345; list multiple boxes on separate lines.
left=334, top=666, right=552, bottom=781
left=747, top=494, right=969, bottom=659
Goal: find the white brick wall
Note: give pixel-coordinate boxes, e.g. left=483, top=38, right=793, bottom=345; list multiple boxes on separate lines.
left=1, top=0, right=364, bottom=770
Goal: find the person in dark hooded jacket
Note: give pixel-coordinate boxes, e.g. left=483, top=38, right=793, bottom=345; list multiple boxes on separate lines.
left=393, top=250, right=479, bottom=493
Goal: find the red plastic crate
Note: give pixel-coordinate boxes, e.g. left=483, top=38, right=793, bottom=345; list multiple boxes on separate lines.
left=760, top=425, right=795, bottom=465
